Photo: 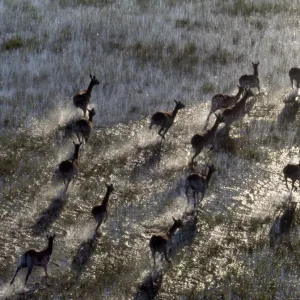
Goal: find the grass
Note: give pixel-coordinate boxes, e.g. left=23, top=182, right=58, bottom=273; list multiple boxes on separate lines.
left=1, top=0, right=300, bottom=298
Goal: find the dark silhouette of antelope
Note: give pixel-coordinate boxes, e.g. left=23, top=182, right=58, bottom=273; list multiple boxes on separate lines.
left=289, top=68, right=300, bottom=89
left=221, top=89, right=254, bottom=128
left=73, top=74, right=100, bottom=116
left=149, top=217, right=182, bottom=266
left=185, top=164, right=216, bottom=207
left=74, top=108, right=96, bottom=143
left=149, top=100, right=185, bottom=139
left=283, top=162, right=300, bottom=191
left=10, top=234, right=56, bottom=285
left=191, top=114, right=224, bottom=164
left=269, top=202, right=297, bottom=250
left=58, top=141, right=82, bottom=191
left=239, top=62, right=260, bottom=93
left=205, top=85, right=244, bottom=128
left=91, top=183, right=115, bottom=232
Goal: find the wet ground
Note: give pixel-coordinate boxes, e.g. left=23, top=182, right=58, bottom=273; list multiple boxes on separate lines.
left=1, top=90, right=300, bottom=299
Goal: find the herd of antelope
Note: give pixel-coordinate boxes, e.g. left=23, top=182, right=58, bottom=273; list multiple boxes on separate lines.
left=9, top=64, right=300, bottom=287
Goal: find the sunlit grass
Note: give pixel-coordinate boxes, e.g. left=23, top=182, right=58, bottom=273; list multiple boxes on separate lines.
left=1, top=0, right=300, bottom=299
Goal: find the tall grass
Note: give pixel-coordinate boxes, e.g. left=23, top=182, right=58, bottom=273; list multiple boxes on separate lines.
left=0, top=0, right=299, bottom=128
left=1, top=0, right=300, bottom=299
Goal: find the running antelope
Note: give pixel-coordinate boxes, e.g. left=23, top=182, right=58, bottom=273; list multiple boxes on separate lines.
left=73, top=74, right=100, bottom=117
left=58, top=141, right=82, bottom=191
left=239, top=62, right=260, bottom=93
left=289, top=68, right=300, bottom=89
left=283, top=162, right=300, bottom=191
left=205, top=85, right=244, bottom=128
left=149, top=100, right=185, bottom=139
left=74, top=108, right=96, bottom=143
left=185, top=164, right=216, bottom=207
left=221, top=89, right=254, bottom=128
left=269, top=202, right=297, bottom=250
left=10, top=234, right=56, bottom=285
left=149, top=217, right=182, bottom=266
left=191, top=114, right=224, bottom=164
left=91, top=183, right=115, bottom=232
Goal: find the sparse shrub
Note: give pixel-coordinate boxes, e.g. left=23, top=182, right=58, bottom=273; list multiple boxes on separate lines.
left=223, top=0, right=285, bottom=16
left=175, top=19, right=190, bottom=28
left=206, top=46, right=245, bottom=66
left=3, top=36, right=41, bottom=52
left=129, top=41, right=199, bottom=73
left=250, top=19, right=266, bottom=31
left=129, top=105, right=140, bottom=114
left=4, top=36, right=24, bottom=50
left=201, top=82, right=215, bottom=94
left=172, top=42, right=199, bottom=73
left=58, top=0, right=113, bottom=7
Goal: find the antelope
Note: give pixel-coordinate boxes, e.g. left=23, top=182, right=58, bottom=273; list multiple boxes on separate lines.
left=73, top=74, right=100, bottom=116
left=239, top=62, right=260, bottom=93
left=289, top=68, right=300, bottom=89
left=74, top=108, right=96, bottom=143
left=149, top=100, right=185, bottom=139
left=221, top=89, right=254, bottom=128
left=205, top=85, right=244, bottom=128
left=269, top=202, right=297, bottom=250
left=190, top=113, right=224, bottom=164
left=91, top=183, right=115, bottom=232
left=10, top=234, right=56, bottom=285
left=58, top=141, right=82, bottom=191
left=185, top=164, right=216, bottom=207
left=149, top=217, right=182, bottom=266
left=283, top=162, right=300, bottom=191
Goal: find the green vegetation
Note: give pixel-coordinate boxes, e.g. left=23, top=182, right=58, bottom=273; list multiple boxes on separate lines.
left=222, top=0, right=287, bottom=16
left=58, top=0, right=113, bottom=7
left=201, top=82, right=215, bottom=94
left=3, top=35, right=41, bottom=51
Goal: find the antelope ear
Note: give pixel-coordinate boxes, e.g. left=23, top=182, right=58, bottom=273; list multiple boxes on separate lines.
left=46, top=234, right=49, bottom=239
left=174, top=99, right=178, bottom=104
left=172, top=216, right=176, bottom=222
left=90, top=74, right=93, bottom=79
left=52, top=234, right=56, bottom=239
left=73, top=141, right=76, bottom=146
left=257, top=61, right=260, bottom=65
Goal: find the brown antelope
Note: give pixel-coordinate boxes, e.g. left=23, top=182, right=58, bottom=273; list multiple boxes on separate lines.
left=269, top=202, right=297, bottom=250
left=149, top=217, right=182, bottom=266
left=91, top=183, right=115, bottom=232
left=190, top=114, right=224, bottom=164
left=58, top=141, right=82, bottom=191
left=10, top=234, right=56, bottom=285
left=185, top=164, right=216, bottom=207
left=74, top=108, right=96, bottom=143
left=149, top=100, right=185, bottom=139
left=283, top=162, right=300, bottom=191
left=289, top=68, right=300, bottom=89
left=239, top=62, right=260, bottom=93
left=205, top=85, right=244, bottom=128
left=221, top=89, right=254, bottom=128
left=73, top=74, right=100, bottom=116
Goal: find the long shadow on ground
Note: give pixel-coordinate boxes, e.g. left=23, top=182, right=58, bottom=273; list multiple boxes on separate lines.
left=130, top=141, right=163, bottom=180
left=32, top=190, right=68, bottom=235
left=134, top=269, right=164, bottom=300
left=71, top=232, right=100, bottom=282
